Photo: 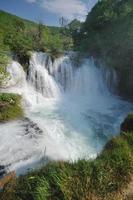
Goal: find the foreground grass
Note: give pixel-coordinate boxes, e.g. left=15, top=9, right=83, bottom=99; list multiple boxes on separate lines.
left=0, top=93, right=23, bottom=121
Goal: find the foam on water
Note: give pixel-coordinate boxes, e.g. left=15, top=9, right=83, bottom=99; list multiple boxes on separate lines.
left=0, top=52, right=132, bottom=175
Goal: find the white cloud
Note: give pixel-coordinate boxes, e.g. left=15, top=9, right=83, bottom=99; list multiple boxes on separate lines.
left=26, top=0, right=36, bottom=3
left=26, top=0, right=88, bottom=21
left=43, top=0, right=87, bottom=21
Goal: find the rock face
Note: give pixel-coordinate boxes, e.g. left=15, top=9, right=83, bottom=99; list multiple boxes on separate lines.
left=121, top=114, right=133, bottom=132
left=0, top=171, right=15, bottom=189
left=0, top=166, right=6, bottom=179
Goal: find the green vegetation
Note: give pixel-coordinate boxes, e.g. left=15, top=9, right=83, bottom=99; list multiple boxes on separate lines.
left=0, top=93, right=23, bottom=121
left=0, top=10, right=82, bottom=73
left=0, top=125, right=133, bottom=200
left=73, top=0, right=133, bottom=98
left=0, top=10, right=74, bottom=69
left=0, top=31, right=11, bottom=86
left=0, top=51, right=10, bottom=86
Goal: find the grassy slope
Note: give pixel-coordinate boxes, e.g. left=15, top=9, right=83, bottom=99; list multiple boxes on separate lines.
left=0, top=10, right=61, bottom=36
left=0, top=118, right=133, bottom=200
left=0, top=10, right=65, bottom=83
left=0, top=10, right=74, bottom=71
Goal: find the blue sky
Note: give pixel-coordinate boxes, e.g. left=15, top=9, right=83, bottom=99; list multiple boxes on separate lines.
left=0, top=0, right=98, bottom=26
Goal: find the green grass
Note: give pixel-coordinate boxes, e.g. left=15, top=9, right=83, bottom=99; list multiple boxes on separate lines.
left=0, top=93, right=23, bottom=121
left=0, top=129, right=133, bottom=200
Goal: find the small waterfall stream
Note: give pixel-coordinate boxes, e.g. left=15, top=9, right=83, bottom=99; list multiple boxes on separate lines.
left=0, top=52, right=132, bottom=175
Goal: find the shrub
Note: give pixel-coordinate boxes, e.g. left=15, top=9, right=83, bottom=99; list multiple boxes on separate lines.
left=0, top=93, right=23, bottom=121
left=0, top=50, right=10, bottom=86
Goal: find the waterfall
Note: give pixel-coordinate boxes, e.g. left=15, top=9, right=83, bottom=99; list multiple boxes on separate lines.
left=27, top=52, right=116, bottom=99
left=3, top=61, right=26, bottom=88
left=28, top=52, right=75, bottom=95
left=0, top=52, right=132, bottom=175
left=28, top=52, right=61, bottom=98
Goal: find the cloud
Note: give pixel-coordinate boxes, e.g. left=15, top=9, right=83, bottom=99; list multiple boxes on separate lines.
left=87, top=0, right=98, bottom=12
left=26, top=0, right=36, bottom=3
left=26, top=0, right=88, bottom=21
left=42, top=0, right=87, bottom=21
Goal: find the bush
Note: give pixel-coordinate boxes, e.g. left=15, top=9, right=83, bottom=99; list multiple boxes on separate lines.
left=0, top=93, right=23, bottom=121
left=0, top=49, right=10, bottom=86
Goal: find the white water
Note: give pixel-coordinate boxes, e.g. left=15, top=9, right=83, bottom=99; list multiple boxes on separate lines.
left=0, top=52, right=132, bottom=175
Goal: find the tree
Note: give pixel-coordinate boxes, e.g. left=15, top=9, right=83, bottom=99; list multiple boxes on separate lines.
left=59, top=17, right=68, bottom=27
left=13, top=19, right=25, bottom=32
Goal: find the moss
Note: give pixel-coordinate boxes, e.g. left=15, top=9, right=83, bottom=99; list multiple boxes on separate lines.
left=0, top=93, right=23, bottom=121
left=49, top=50, right=64, bottom=62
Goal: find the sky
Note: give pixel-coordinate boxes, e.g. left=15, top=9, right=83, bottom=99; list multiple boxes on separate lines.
left=0, top=0, right=98, bottom=26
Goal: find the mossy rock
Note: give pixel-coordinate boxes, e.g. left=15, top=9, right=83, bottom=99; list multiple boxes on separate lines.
left=121, top=113, right=133, bottom=133
left=0, top=93, right=23, bottom=121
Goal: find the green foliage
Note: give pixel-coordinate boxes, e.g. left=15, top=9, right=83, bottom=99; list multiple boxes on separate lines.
left=0, top=29, right=11, bottom=86
left=0, top=49, right=10, bottom=86
left=0, top=10, right=74, bottom=67
left=3, top=19, right=34, bottom=68
left=84, top=0, right=133, bottom=29
left=0, top=93, right=23, bottom=121
left=68, top=19, right=82, bottom=32
left=48, top=33, right=63, bottom=53
left=0, top=10, right=82, bottom=71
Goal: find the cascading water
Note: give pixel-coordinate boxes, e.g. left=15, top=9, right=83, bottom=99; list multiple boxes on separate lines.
left=0, top=52, right=132, bottom=175
left=28, top=52, right=61, bottom=98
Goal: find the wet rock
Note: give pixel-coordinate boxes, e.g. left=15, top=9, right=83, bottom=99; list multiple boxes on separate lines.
left=38, top=130, right=43, bottom=134
left=21, top=117, right=43, bottom=137
left=121, top=113, right=133, bottom=132
left=0, top=171, right=16, bottom=189
left=35, top=127, right=40, bottom=131
left=0, top=166, right=4, bottom=171
left=0, top=165, right=6, bottom=179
